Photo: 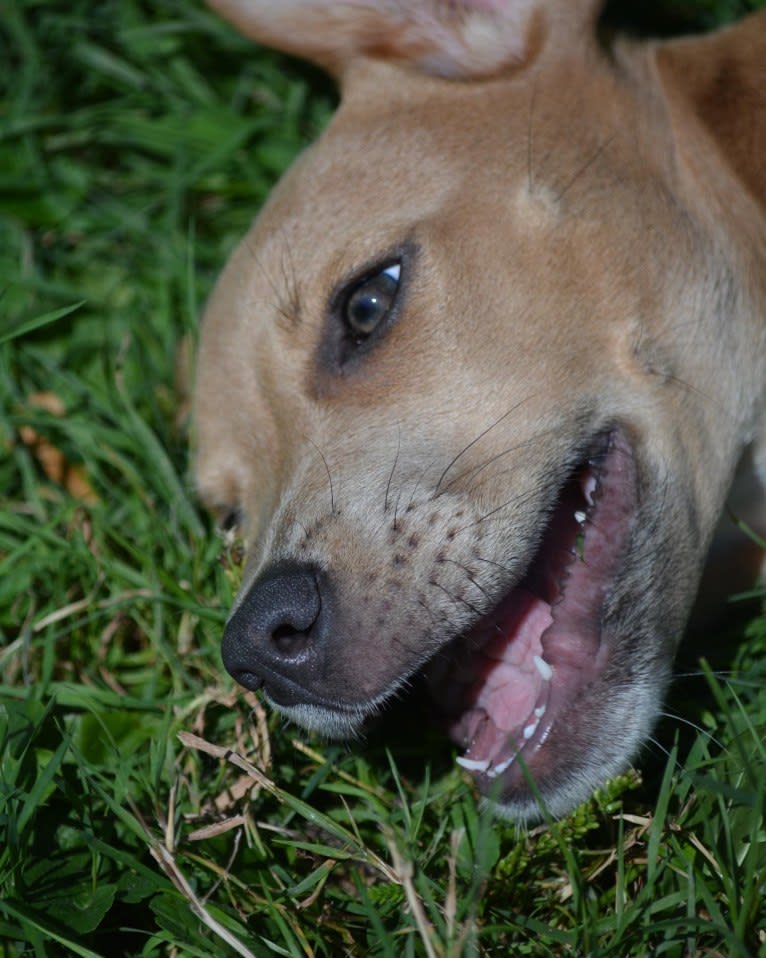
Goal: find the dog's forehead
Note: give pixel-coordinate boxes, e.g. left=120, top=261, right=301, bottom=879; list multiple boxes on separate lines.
left=243, top=69, right=623, bottom=313
left=254, top=74, right=516, bottom=260
left=246, top=53, right=675, bottom=294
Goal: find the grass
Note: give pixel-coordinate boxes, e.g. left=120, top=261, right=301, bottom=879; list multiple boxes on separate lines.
left=1, top=0, right=765, bottom=954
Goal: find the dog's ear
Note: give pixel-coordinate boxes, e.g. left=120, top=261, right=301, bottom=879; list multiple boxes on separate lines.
left=653, top=11, right=766, bottom=214
left=205, top=0, right=604, bottom=80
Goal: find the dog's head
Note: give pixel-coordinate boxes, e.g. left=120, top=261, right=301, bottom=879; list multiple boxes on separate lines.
left=195, top=0, right=766, bottom=820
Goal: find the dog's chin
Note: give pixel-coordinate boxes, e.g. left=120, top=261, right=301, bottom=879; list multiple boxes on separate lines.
left=264, top=693, right=397, bottom=740
left=266, top=701, right=367, bottom=739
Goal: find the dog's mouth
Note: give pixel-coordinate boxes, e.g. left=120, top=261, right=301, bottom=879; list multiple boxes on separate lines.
left=427, top=428, right=637, bottom=804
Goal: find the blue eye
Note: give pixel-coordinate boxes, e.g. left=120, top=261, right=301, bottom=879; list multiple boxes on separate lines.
left=344, top=263, right=401, bottom=340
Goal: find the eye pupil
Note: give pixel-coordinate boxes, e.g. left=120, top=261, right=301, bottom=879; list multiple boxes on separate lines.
left=344, top=265, right=400, bottom=340
left=349, top=291, right=385, bottom=333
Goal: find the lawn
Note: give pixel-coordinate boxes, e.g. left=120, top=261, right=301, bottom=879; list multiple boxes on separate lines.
left=1, top=0, right=765, bottom=955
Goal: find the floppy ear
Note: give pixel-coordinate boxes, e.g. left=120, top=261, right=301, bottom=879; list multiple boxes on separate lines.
left=653, top=9, right=766, bottom=214
left=205, top=0, right=604, bottom=80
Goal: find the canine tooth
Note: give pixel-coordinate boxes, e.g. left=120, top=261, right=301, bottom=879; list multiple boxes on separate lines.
left=456, top=756, right=491, bottom=773
left=533, top=655, right=553, bottom=681
left=523, top=720, right=538, bottom=740
left=574, top=509, right=587, bottom=524
left=583, top=474, right=598, bottom=505
left=534, top=705, right=546, bottom=719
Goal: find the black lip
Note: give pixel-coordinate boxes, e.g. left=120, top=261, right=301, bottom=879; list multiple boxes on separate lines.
left=263, top=678, right=365, bottom=716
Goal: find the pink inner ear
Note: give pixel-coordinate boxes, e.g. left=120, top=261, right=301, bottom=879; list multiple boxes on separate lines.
left=205, top=0, right=577, bottom=79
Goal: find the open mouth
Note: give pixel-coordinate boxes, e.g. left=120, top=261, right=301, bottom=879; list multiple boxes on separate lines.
left=428, top=428, right=638, bottom=801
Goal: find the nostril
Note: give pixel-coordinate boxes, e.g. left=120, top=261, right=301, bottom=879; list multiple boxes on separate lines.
left=271, top=622, right=314, bottom=657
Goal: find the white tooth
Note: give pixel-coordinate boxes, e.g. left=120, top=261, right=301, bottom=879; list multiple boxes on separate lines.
left=583, top=475, right=598, bottom=505
left=523, top=720, right=538, bottom=740
left=487, top=753, right=516, bottom=778
left=574, top=509, right=587, bottom=525
left=533, top=655, right=553, bottom=681
left=456, top=756, right=491, bottom=773
left=534, top=705, right=546, bottom=719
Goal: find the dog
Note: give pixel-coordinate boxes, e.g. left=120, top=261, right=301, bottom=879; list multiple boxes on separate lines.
left=194, top=0, right=766, bottom=822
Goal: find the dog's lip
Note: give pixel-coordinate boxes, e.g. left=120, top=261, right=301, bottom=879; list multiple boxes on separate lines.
left=429, top=427, right=637, bottom=797
left=250, top=670, right=362, bottom=716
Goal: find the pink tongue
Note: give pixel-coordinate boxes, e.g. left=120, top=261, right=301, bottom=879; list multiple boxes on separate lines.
left=451, top=589, right=553, bottom=758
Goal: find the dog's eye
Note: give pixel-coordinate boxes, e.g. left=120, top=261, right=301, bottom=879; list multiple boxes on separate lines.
left=343, top=263, right=400, bottom=341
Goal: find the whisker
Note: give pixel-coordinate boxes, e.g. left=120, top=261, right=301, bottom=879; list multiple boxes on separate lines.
left=393, top=486, right=404, bottom=531
left=428, top=579, right=482, bottom=619
left=657, top=710, right=724, bottom=751
left=441, top=558, right=495, bottom=605
left=439, top=428, right=561, bottom=496
left=473, top=554, right=519, bottom=577
left=405, top=456, right=438, bottom=513
left=556, top=135, right=615, bottom=201
left=418, top=597, right=462, bottom=638
left=671, top=669, right=736, bottom=682
left=464, top=487, right=540, bottom=530
left=307, top=439, right=336, bottom=514
left=644, top=736, right=687, bottom=777
left=384, top=427, right=402, bottom=515
left=433, top=398, right=534, bottom=497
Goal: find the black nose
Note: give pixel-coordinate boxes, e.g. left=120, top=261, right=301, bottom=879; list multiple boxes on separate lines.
left=222, top=563, right=329, bottom=703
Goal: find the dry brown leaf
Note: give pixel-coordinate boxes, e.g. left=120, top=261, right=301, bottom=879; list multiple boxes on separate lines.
left=19, top=392, right=99, bottom=504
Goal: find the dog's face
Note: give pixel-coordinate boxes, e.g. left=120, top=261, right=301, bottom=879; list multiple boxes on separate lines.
left=195, top=1, right=766, bottom=821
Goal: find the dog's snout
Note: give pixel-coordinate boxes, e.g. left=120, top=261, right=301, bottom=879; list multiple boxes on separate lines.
left=222, top=564, right=328, bottom=700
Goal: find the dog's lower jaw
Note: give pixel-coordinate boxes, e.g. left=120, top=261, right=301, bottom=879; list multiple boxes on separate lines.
left=486, top=674, right=665, bottom=823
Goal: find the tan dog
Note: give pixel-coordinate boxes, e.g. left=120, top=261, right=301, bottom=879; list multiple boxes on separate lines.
left=195, top=0, right=766, bottom=822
